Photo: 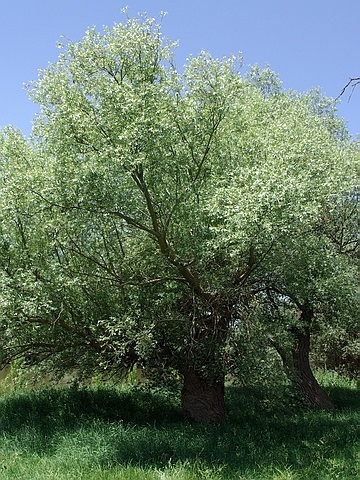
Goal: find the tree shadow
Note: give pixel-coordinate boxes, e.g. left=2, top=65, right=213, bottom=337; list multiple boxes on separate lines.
left=324, top=384, right=360, bottom=410
left=0, top=385, right=181, bottom=453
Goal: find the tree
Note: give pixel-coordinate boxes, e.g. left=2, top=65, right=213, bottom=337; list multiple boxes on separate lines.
left=0, top=16, right=357, bottom=422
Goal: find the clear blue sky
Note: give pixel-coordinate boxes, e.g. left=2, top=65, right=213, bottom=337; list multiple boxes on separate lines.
left=1, top=0, right=359, bottom=137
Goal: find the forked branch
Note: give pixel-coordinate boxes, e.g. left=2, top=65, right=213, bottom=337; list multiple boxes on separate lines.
left=336, top=77, right=360, bottom=101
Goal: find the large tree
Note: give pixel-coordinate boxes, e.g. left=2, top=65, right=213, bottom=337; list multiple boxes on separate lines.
left=0, top=16, right=357, bottom=422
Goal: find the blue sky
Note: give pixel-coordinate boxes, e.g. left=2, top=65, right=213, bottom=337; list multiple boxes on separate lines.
left=0, top=0, right=359, bottom=137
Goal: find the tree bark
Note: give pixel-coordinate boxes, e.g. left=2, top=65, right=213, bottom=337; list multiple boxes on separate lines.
left=289, top=324, right=335, bottom=410
left=272, top=303, right=335, bottom=410
left=181, top=366, right=226, bottom=423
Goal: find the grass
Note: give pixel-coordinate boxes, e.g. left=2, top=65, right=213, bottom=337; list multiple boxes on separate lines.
left=0, top=370, right=358, bottom=479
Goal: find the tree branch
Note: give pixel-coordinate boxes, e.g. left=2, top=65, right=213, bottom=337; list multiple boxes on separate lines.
left=131, top=164, right=204, bottom=295
left=336, top=77, right=360, bottom=101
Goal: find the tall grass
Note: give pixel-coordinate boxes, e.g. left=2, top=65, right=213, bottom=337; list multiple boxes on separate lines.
left=0, top=370, right=358, bottom=479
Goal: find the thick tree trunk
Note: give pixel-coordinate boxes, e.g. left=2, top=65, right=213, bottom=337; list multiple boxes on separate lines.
left=289, top=325, right=335, bottom=410
left=181, top=366, right=226, bottom=423
left=270, top=303, right=335, bottom=410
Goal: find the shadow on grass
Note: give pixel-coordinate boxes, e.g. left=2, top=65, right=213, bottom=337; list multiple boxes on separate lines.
left=324, top=384, right=360, bottom=410
left=0, top=384, right=182, bottom=431
left=0, top=382, right=358, bottom=477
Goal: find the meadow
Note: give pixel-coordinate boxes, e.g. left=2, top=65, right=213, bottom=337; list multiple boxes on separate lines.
left=0, top=370, right=358, bottom=479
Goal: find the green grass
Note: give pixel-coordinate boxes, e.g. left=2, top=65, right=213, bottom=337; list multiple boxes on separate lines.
left=0, top=371, right=358, bottom=479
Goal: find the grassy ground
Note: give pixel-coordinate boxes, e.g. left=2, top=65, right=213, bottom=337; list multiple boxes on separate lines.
left=0, top=370, right=358, bottom=479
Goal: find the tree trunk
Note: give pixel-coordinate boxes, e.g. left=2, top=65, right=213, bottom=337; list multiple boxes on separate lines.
left=181, top=366, right=226, bottom=423
left=270, top=303, right=335, bottom=410
left=269, top=304, right=335, bottom=410
left=289, top=325, right=335, bottom=410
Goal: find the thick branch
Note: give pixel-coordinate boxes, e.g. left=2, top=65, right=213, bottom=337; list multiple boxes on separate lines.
left=131, top=165, right=203, bottom=295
